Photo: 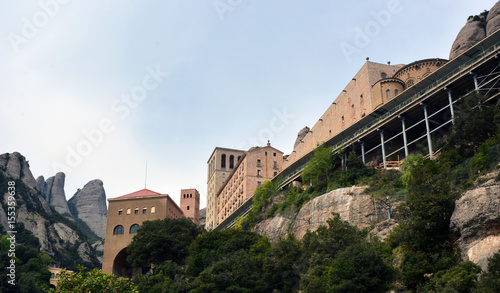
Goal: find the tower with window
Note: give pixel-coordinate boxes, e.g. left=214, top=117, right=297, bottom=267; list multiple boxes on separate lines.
left=180, top=188, right=200, bottom=225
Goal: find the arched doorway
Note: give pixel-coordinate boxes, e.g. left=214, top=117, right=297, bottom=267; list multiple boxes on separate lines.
left=113, top=248, right=135, bottom=278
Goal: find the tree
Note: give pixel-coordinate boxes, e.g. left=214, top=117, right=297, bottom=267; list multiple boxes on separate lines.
left=301, top=144, right=340, bottom=191
left=300, top=214, right=392, bottom=292
left=320, top=243, right=393, bottom=293
left=476, top=250, right=500, bottom=292
left=127, top=217, right=202, bottom=268
left=186, top=229, right=269, bottom=277
left=446, top=92, right=499, bottom=157
left=262, top=234, right=302, bottom=293
left=51, top=265, right=138, bottom=293
left=425, top=261, right=481, bottom=293
left=390, top=159, right=457, bottom=251
left=0, top=235, right=52, bottom=293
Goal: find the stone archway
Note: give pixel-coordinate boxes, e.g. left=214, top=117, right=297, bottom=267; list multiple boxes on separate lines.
left=112, top=248, right=133, bottom=278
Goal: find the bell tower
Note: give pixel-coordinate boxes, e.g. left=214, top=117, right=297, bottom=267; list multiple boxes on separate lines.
left=180, top=188, right=200, bottom=225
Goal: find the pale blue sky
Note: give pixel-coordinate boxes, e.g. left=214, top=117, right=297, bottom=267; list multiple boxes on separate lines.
left=1, top=0, right=496, bottom=207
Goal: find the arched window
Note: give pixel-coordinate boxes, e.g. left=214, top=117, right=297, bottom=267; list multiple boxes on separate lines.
left=127, top=208, right=131, bottom=215
left=113, top=225, right=124, bottom=235
left=151, top=206, right=155, bottom=213
left=381, top=73, right=387, bottom=79
left=395, top=89, right=399, bottom=96
left=118, top=209, right=123, bottom=215
left=130, top=224, right=140, bottom=234
left=237, top=156, right=241, bottom=162
left=221, top=154, right=226, bottom=168
left=134, top=207, right=139, bottom=214
left=386, top=89, right=390, bottom=99
left=142, top=207, right=147, bottom=214
left=229, top=155, right=234, bottom=168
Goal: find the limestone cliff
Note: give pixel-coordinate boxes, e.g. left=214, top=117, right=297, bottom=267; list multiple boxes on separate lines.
left=68, top=179, right=107, bottom=239
left=450, top=168, right=500, bottom=271
left=0, top=152, right=100, bottom=269
left=253, top=186, right=393, bottom=242
left=449, top=2, right=500, bottom=59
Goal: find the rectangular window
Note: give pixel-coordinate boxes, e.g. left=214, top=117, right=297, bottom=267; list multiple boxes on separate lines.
left=118, top=210, right=123, bottom=215
left=257, top=170, right=261, bottom=176
left=273, top=161, right=278, bottom=168
left=142, top=208, right=147, bottom=214
left=274, top=172, right=277, bottom=176
left=257, top=159, right=261, bottom=167
left=257, top=181, right=261, bottom=186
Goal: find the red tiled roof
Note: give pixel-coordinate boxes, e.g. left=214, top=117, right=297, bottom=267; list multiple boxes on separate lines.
left=115, top=188, right=162, bottom=199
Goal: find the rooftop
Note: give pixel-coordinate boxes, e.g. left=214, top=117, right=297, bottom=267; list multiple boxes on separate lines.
left=114, top=188, right=163, bottom=199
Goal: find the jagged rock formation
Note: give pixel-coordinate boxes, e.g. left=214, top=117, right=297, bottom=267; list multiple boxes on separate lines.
left=293, top=126, right=310, bottom=149
left=449, top=14, right=487, bottom=59
left=450, top=168, right=500, bottom=270
left=0, top=152, right=100, bottom=269
left=449, top=2, right=500, bottom=59
left=253, top=186, right=382, bottom=242
left=68, top=179, right=107, bottom=239
left=40, top=172, right=71, bottom=215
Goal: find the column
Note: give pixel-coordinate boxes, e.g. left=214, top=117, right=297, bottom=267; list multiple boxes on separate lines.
left=399, top=116, right=409, bottom=157
left=422, top=103, right=433, bottom=159
left=360, top=140, right=366, bottom=164
left=379, top=129, right=386, bottom=168
left=445, top=88, right=455, bottom=124
left=471, top=72, right=479, bottom=90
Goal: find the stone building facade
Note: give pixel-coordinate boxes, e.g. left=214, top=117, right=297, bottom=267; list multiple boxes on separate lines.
left=102, top=188, right=199, bottom=277
left=216, top=142, right=283, bottom=227
left=206, top=147, right=245, bottom=230
left=283, top=58, right=447, bottom=169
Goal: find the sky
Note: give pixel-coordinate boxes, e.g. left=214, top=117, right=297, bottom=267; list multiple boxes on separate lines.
left=0, top=0, right=497, bottom=208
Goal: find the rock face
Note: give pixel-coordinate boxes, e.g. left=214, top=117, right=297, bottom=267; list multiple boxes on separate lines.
left=293, top=126, right=310, bottom=149
left=449, top=15, right=486, bottom=59
left=43, top=172, right=71, bottom=215
left=449, top=2, right=500, bottom=59
left=0, top=152, right=99, bottom=269
left=254, top=186, right=382, bottom=242
left=199, top=207, right=206, bottom=229
left=68, top=180, right=107, bottom=239
left=450, top=169, right=500, bottom=270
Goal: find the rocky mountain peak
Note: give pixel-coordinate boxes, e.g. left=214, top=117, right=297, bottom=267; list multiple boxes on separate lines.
left=42, top=172, right=71, bottom=215
left=68, top=179, right=107, bottom=239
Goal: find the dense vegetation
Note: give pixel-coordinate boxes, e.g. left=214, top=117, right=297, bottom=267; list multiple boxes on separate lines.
left=0, top=235, right=52, bottom=293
